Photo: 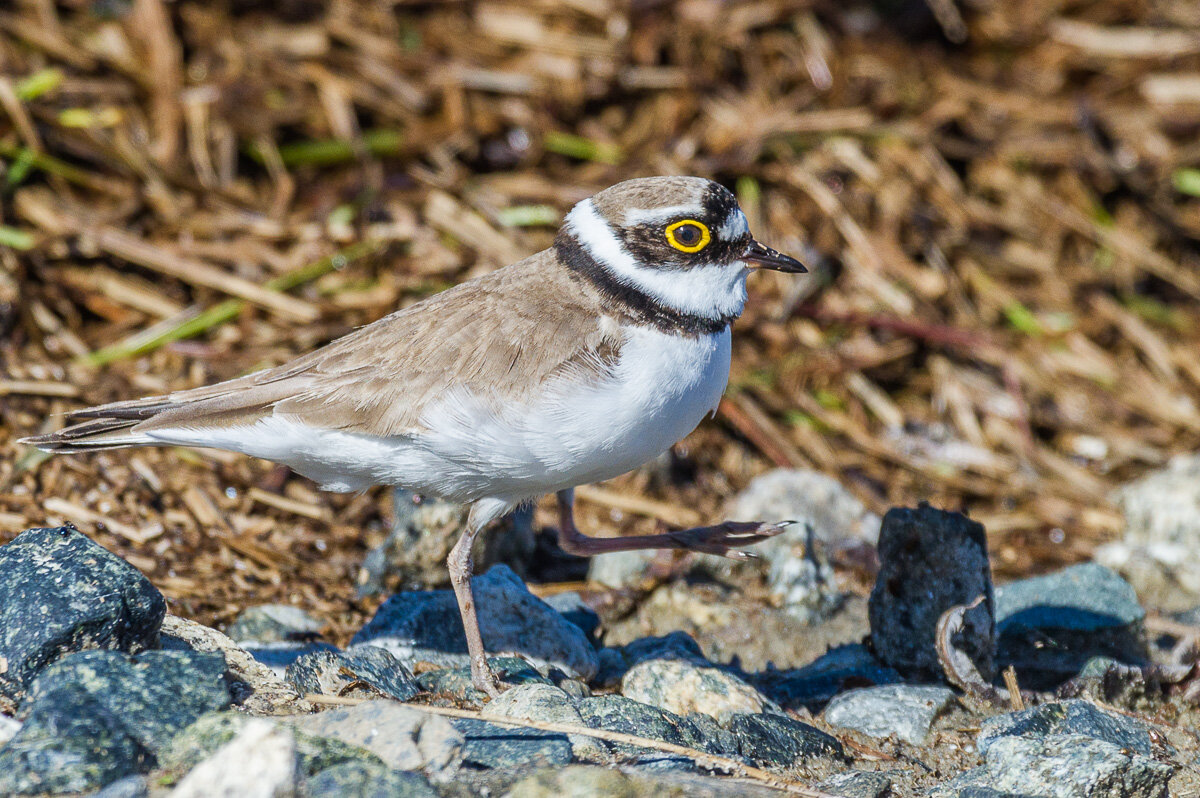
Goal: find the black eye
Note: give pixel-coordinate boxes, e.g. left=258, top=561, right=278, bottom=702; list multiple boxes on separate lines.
left=675, top=224, right=701, bottom=245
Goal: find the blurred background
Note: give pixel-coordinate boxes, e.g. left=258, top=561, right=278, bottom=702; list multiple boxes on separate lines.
left=1, top=0, right=1200, bottom=639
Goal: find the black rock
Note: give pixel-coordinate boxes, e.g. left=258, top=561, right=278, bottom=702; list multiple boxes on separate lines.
left=995, top=564, right=1147, bottom=688
left=287, top=646, right=420, bottom=702
left=543, top=591, right=601, bottom=641
left=976, top=699, right=1153, bottom=757
left=301, top=761, right=438, bottom=798
left=817, top=770, right=894, bottom=798
left=0, top=683, right=149, bottom=795
left=0, top=526, right=166, bottom=709
left=452, top=717, right=573, bottom=769
left=20, top=649, right=231, bottom=753
left=727, top=713, right=848, bottom=769
left=868, top=505, right=995, bottom=679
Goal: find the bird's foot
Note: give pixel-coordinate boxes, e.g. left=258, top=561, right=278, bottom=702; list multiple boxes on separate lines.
left=666, top=519, right=791, bottom=559
left=470, top=655, right=506, bottom=699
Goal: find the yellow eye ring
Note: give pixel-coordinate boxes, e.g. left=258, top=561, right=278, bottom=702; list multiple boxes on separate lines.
left=665, top=219, right=711, bottom=253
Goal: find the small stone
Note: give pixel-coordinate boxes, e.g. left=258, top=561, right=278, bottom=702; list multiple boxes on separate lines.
left=168, top=718, right=298, bottom=798
left=0, top=714, right=19, bottom=746
left=727, top=469, right=882, bottom=547
left=816, top=771, right=894, bottom=798
left=416, top=656, right=549, bottom=704
left=754, top=644, right=901, bottom=709
left=226, top=605, right=325, bottom=644
left=621, top=658, right=777, bottom=724
left=93, top=775, right=150, bottom=798
left=453, top=717, right=573, bottom=769
left=976, top=699, right=1153, bottom=757
left=586, top=549, right=659, bottom=590
left=19, top=649, right=231, bottom=756
left=301, top=761, right=438, bottom=798
left=487, top=683, right=607, bottom=762
left=995, top=563, right=1147, bottom=686
left=1095, top=454, right=1200, bottom=611
left=727, top=713, right=848, bottom=769
left=159, top=614, right=308, bottom=715
left=0, top=526, right=166, bottom=709
left=241, top=641, right=340, bottom=677
left=352, top=565, right=598, bottom=680
left=289, top=700, right=463, bottom=777
left=868, top=505, right=995, bottom=679
left=286, top=646, right=420, bottom=702
left=824, top=684, right=955, bottom=745
left=976, top=734, right=1173, bottom=798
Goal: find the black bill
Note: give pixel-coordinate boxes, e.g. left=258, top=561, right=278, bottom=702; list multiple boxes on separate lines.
left=742, top=239, right=807, bottom=273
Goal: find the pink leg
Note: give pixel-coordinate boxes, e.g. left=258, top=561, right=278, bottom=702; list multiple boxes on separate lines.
left=447, top=512, right=503, bottom=698
left=555, top=488, right=786, bottom=560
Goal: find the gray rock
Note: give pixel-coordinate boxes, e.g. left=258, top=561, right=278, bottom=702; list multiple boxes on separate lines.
left=727, top=713, right=847, bottom=769
left=163, top=712, right=386, bottom=780
left=824, top=684, right=955, bottom=744
left=621, top=657, right=777, bottom=724
left=543, top=591, right=601, bottom=641
left=868, top=505, right=995, bottom=679
left=0, top=683, right=148, bottom=795
left=286, top=646, right=420, bottom=702
left=168, top=718, right=299, bottom=798
left=301, top=761, right=438, bottom=798
left=20, top=649, right=230, bottom=755
left=352, top=565, right=598, bottom=680
left=226, top=604, right=325, bottom=645
left=159, top=614, right=309, bottom=715
left=969, top=734, right=1172, bottom=798
left=453, top=717, right=573, bottom=768
left=996, top=564, right=1147, bottom=686
left=416, top=656, right=550, bottom=704
left=289, top=700, right=463, bottom=778
left=586, top=549, right=660, bottom=590
left=357, top=489, right=535, bottom=597
left=0, top=650, right=230, bottom=793
left=1095, top=454, right=1200, bottom=611
left=977, top=699, right=1153, bottom=757
left=816, top=770, right=894, bottom=798
left=0, top=526, right=166, bottom=710
left=754, top=644, right=901, bottom=709
left=728, top=469, right=882, bottom=547
left=487, top=683, right=608, bottom=762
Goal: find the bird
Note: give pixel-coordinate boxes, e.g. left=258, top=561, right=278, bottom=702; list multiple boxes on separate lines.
left=23, top=176, right=807, bottom=696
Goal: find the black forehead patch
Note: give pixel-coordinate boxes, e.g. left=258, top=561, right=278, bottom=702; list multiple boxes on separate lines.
left=701, top=182, right=740, bottom=224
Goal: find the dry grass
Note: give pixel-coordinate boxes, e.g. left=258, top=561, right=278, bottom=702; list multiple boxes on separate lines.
left=2, top=0, right=1200, bottom=638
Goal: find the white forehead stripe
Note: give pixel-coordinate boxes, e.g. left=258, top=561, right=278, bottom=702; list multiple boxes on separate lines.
left=720, top=208, right=749, bottom=240
left=565, top=198, right=748, bottom=323
left=624, top=203, right=706, bottom=225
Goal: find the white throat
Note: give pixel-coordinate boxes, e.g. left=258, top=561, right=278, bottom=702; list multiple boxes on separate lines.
left=565, top=198, right=749, bottom=322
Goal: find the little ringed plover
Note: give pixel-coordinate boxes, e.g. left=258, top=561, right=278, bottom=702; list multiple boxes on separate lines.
left=24, top=176, right=807, bottom=696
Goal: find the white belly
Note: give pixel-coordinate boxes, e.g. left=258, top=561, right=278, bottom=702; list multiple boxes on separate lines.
left=148, top=327, right=732, bottom=503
